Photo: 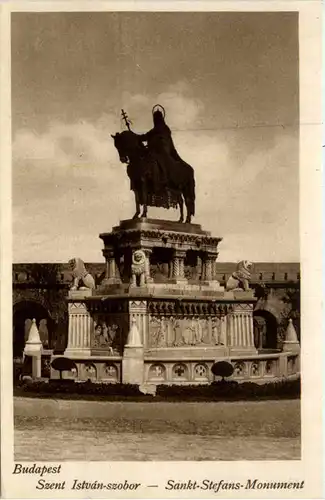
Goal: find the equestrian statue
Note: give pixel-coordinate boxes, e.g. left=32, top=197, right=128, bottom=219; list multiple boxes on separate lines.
left=111, top=105, right=196, bottom=223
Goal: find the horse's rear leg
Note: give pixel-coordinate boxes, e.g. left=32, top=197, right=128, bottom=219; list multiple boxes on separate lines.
left=184, top=197, right=192, bottom=224
left=140, top=182, right=148, bottom=218
left=140, top=205, right=147, bottom=218
left=177, top=194, right=184, bottom=223
left=132, top=190, right=140, bottom=219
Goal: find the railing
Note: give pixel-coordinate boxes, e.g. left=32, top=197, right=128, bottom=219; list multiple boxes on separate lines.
left=50, top=355, right=123, bottom=383
left=143, top=351, right=300, bottom=385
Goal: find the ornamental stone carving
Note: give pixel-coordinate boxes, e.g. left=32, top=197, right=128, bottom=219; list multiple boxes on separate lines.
left=233, top=361, right=246, bottom=377
left=149, top=317, right=167, bottom=348
left=172, top=363, right=188, bottom=379
left=148, top=314, right=214, bottom=347
left=148, top=363, right=166, bottom=380
left=180, top=318, right=209, bottom=346
left=68, top=258, right=95, bottom=290
left=148, top=300, right=232, bottom=317
left=226, top=260, right=253, bottom=292
left=84, top=363, right=97, bottom=380
left=212, top=316, right=227, bottom=346
left=251, top=361, right=260, bottom=376
left=130, top=250, right=147, bottom=287
left=194, top=363, right=209, bottom=379
left=92, top=317, right=123, bottom=354
left=93, top=321, right=119, bottom=354
left=104, top=363, right=119, bottom=380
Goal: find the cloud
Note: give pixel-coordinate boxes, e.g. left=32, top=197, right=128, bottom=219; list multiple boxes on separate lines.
left=121, top=81, right=204, bottom=131
left=13, top=115, right=120, bottom=167
left=12, top=82, right=299, bottom=262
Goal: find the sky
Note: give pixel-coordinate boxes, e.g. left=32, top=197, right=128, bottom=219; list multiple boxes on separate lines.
left=12, top=12, right=299, bottom=263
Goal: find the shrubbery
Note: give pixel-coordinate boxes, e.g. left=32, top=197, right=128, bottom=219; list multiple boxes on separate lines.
left=51, top=357, right=77, bottom=379
left=156, top=378, right=300, bottom=400
left=15, top=380, right=147, bottom=399
left=15, top=377, right=300, bottom=401
left=211, top=361, right=234, bottom=380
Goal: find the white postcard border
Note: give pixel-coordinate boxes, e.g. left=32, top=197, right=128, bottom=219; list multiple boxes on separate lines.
left=1, top=1, right=323, bottom=498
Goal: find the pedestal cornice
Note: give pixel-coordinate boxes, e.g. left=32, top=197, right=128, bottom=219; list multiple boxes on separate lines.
left=99, top=218, right=222, bottom=252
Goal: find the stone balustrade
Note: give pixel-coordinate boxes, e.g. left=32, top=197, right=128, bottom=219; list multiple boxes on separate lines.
left=51, top=351, right=299, bottom=384
left=143, top=352, right=300, bottom=385
left=51, top=355, right=122, bottom=382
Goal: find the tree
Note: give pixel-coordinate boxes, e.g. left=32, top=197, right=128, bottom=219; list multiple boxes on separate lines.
left=51, top=357, right=77, bottom=380
left=27, top=263, right=69, bottom=350
left=278, top=286, right=301, bottom=342
left=29, top=263, right=62, bottom=286
left=211, top=361, right=234, bottom=381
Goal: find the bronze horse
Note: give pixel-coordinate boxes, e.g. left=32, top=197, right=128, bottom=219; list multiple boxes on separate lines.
left=111, top=130, right=195, bottom=223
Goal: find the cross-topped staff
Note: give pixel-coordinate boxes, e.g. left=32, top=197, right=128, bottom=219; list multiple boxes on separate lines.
left=121, top=109, right=132, bottom=131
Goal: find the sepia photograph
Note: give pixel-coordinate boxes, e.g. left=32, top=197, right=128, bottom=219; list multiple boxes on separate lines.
left=11, top=10, right=302, bottom=463
left=1, top=2, right=322, bottom=497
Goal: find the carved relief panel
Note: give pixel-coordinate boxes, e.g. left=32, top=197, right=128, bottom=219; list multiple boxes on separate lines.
left=91, top=314, right=128, bottom=355
left=147, top=301, right=230, bottom=348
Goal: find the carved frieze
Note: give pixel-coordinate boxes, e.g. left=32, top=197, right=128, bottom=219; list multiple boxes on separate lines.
left=91, top=314, right=128, bottom=354
left=100, top=229, right=222, bottom=251
left=148, top=300, right=231, bottom=317
left=146, top=299, right=234, bottom=348
left=148, top=317, right=167, bottom=348
left=148, top=314, right=226, bottom=348
left=87, top=300, right=128, bottom=315
left=212, top=316, right=227, bottom=346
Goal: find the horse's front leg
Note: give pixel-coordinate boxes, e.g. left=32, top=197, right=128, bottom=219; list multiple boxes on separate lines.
left=185, top=198, right=192, bottom=223
left=140, top=204, right=147, bottom=218
left=132, top=190, right=140, bottom=219
left=178, top=194, right=184, bottom=223
left=140, top=181, right=148, bottom=218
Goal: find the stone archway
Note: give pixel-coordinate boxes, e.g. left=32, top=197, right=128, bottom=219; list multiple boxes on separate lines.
left=13, top=300, right=53, bottom=357
left=253, top=309, right=279, bottom=350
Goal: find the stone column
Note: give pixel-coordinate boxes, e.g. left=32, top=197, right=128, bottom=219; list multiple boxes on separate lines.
left=102, top=249, right=121, bottom=285
left=143, top=248, right=154, bottom=284
left=202, top=253, right=219, bottom=284
left=204, top=258, right=213, bottom=281
left=171, top=250, right=187, bottom=283
left=122, top=301, right=146, bottom=385
left=65, top=292, right=92, bottom=357
left=228, top=304, right=257, bottom=354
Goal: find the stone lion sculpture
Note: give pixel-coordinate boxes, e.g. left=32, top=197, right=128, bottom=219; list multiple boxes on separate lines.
left=130, top=250, right=146, bottom=287
left=226, top=260, right=253, bottom=291
left=68, top=258, right=95, bottom=290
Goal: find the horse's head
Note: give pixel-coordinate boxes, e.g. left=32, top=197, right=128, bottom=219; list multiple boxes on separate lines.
left=111, top=130, right=142, bottom=164
left=111, top=132, right=128, bottom=164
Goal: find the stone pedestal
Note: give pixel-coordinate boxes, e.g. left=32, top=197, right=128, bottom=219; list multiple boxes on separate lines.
left=99, top=218, right=222, bottom=290
left=60, top=218, right=274, bottom=384
left=282, top=318, right=300, bottom=353
left=65, top=290, right=92, bottom=357
left=122, top=317, right=144, bottom=384
left=24, top=318, right=42, bottom=379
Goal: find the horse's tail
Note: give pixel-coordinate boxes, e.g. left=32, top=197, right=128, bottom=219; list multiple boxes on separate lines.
left=184, top=167, right=196, bottom=217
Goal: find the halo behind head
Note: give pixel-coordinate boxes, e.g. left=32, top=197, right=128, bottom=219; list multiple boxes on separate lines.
left=152, top=104, right=166, bottom=118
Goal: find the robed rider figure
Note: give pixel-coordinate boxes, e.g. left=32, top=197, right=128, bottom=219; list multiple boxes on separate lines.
left=139, top=105, right=187, bottom=188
